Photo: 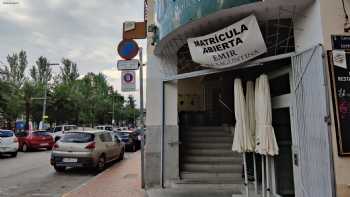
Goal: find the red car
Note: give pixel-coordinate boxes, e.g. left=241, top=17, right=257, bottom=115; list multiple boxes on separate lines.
left=16, top=130, right=54, bottom=152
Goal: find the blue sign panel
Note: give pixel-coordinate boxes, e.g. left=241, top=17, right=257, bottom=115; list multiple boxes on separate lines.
left=117, top=39, right=139, bottom=60
left=15, top=121, right=25, bottom=130
left=155, top=0, right=258, bottom=39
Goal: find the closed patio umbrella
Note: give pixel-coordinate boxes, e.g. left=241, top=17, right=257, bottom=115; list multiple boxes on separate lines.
left=255, top=74, right=279, bottom=197
left=232, top=78, right=254, bottom=197
left=245, top=81, right=258, bottom=194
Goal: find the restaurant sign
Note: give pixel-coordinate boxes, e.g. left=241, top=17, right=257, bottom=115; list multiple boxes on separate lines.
left=187, top=15, right=267, bottom=69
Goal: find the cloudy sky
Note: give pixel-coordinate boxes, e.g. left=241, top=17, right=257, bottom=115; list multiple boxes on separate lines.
left=0, top=0, right=147, bottom=106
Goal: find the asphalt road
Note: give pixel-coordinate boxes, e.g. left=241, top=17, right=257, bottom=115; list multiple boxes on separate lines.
left=0, top=150, right=132, bottom=197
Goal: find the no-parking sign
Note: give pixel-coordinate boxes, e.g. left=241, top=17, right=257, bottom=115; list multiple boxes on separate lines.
left=121, top=70, right=136, bottom=92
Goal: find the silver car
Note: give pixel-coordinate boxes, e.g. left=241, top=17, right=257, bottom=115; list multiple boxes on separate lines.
left=50, top=129, right=125, bottom=172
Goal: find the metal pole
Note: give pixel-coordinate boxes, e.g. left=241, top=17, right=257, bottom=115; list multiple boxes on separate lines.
left=139, top=47, right=145, bottom=188
left=112, top=94, right=115, bottom=126
left=243, top=153, right=249, bottom=197
left=41, top=81, right=47, bottom=129
left=262, top=155, right=265, bottom=197
left=253, top=154, right=258, bottom=194
left=160, top=81, right=165, bottom=188
left=266, top=156, right=270, bottom=197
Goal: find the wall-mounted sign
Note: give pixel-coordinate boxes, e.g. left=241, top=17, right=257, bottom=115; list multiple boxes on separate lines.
left=187, top=14, right=267, bottom=69
left=117, top=59, right=140, bottom=70
left=123, top=21, right=147, bottom=39
left=121, top=70, right=136, bottom=92
left=117, top=39, right=139, bottom=60
left=331, top=35, right=350, bottom=50
left=328, top=50, right=350, bottom=156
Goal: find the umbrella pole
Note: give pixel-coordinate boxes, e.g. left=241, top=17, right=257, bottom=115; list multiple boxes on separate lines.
left=262, top=155, right=265, bottom=197
left=243, top=153, right=249, bottom=197
left=253, top=154, right=258, bottom=194
left=266, top=156, right=270, bottom=197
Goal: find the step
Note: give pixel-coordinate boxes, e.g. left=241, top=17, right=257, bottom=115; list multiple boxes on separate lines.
left=183, top=136, right=232, bottom=143
left=188, top=127, right=226, bottom=131
left=183, top=163, right=242, bottom=173
left=176, top=178, right=242, bottom=184
left=184, top=156, right=242, bottom=164
left=181, top=171, right=242, bottom=180
left=169, top=183, right=242, bottom=194
left=182, top=131, right=231, bottom=137
left=184, top=149, right=239, bottom=156
left=184, top=142, right=232, bottom=149
left=147, top=188, right=242, bottom=197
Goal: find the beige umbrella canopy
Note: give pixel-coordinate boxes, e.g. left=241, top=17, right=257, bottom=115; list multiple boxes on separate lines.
left=232, top=78, right=255, bottom=153
left=255, top=74, right=279, bottom=156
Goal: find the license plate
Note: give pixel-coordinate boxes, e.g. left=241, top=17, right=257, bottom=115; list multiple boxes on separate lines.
left=63, top=158, right=77, bottom=163
left=40, top=143, right=49, bottom=146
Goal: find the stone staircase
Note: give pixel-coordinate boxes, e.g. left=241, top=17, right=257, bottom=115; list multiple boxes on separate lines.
left=172, top=126, right=243, bottom=195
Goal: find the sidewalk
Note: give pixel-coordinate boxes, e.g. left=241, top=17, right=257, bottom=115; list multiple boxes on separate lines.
left=62, top=151, right=145, bottom=197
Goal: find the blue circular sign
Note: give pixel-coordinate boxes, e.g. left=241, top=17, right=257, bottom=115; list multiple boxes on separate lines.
left=123, top=72, right=134, bottom=83
left=118, top=39, right=139, bottom=60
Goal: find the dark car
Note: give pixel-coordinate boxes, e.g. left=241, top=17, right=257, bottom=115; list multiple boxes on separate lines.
left=114, top=130, right=140, bottom=152
left=16, top=130, right=54, bottom=152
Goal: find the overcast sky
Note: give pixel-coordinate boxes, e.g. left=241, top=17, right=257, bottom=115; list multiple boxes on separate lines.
left=0, top=0, right=147, bottom=107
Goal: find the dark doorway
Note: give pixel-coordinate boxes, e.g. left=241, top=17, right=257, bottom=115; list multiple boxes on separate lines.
left=272, top=108, right=295, bottom=197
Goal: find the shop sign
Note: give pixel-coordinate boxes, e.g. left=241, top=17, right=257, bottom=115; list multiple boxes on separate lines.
left=187, top=14, right=267, bottom=69
left=121, top=70, right=136, bottom=92
left=117, top=59, right=140, bottom=70
left=331, top=35, right=350, bottom=50
left=328, top=50, right=350, bottom=155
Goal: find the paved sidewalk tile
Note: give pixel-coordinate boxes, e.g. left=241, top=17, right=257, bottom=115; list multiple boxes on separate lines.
left=63, top=151, right=145, bottom=197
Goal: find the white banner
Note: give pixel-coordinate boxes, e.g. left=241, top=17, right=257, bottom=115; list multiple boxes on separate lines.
left=187, top=15, right=267, bottom=69
left=121, top=70, right=136, bottom=92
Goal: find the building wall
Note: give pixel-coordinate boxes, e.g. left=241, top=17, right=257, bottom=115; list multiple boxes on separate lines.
left=178, top=78, right=205, bottom=112
left=318, top=0, right=350, bottom=196
left=145, top=0, right=179, bottom=188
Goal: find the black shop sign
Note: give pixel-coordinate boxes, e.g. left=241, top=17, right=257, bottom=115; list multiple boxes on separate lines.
left=329, top=50, right=350, bottom=155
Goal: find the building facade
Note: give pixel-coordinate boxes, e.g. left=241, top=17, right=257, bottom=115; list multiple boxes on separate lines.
left=145, top=0, right=350, bottom=196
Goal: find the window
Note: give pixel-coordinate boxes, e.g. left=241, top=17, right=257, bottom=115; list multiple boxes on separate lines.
left=100, top=133, right=112, bottom=142
left=105, top=127, right=113, bottom=131
left=32, top=131, right=51, bottom=136
left=54, top=127, right=62, bottom=132
left=61, top=132, right=94, bottom=143
left=0, top=130, right=13, bottom=137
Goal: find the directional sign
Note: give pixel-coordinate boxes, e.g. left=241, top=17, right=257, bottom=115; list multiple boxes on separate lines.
left=117, top=59, right=140, bottom=70
left=117, top=39, right=139, bottom=60
left=121, top=70, right=136, bottom=92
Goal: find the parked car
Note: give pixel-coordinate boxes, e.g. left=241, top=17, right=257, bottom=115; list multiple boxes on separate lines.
left=50, top=129, right=125, bottom=172
left=51, top=125, right=78, bottom=142
left=16, top=130, right=54, bottom=152
left=115, top=130, right=141, bottom=152
left=95, top=125, right=113, bottom=131
left=0, top=129, right=19, bottom=157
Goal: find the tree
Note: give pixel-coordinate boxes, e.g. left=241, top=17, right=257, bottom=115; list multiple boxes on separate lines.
left=22, top=81, right=35, bottom=129
left=5, top=50, right=27, bottom=88
left=60, top=59, right=79, bottom=84
left=30, top=56, right=52, bottom=85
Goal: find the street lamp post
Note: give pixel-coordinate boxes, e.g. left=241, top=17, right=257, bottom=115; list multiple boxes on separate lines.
left=39, top=62, right=59, bottom=129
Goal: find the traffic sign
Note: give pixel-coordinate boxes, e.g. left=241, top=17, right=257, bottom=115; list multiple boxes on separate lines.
left=117, top=39, right=139, bottom=60
left=117, top=59, right=140, bottom=70
left=121, top=70, right=136, bottom=92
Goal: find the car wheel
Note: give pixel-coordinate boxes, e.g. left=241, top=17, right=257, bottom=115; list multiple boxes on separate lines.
left=22, top=144, right=29, bottom=152
left=96, top=155, right=106, bottom=172
left=11, top=152, right=17, bottom=157
left=118, top=149, right=125, bottom=161
left=54, top=165, right=66, bottom=172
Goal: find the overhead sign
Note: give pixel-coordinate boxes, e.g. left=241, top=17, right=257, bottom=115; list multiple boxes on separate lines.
left=187, top=14, right=267, bottom=69
left=117, top=59, right=140, bottom=70
left=121, top=70, right=136, bottom=92
left=117, top=39, right=139, bottom=60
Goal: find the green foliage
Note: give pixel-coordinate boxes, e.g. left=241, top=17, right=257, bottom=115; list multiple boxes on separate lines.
left=0, top=52, right=140, bottom=129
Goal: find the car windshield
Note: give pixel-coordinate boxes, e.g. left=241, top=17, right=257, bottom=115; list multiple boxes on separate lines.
left=61, top=132, right=94, bottom=143
left=32, top=131, right=51, bottom=136
left=0, top=130, right=13, bottom=137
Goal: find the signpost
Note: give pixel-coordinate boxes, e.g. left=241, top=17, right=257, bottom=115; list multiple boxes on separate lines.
left=117, top=59, right=140, bottom=70
left=121, top=70, right=136, bottom=92
left=117, top=39, right=139, bottom=60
